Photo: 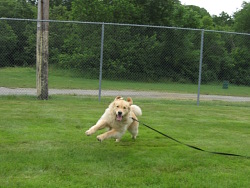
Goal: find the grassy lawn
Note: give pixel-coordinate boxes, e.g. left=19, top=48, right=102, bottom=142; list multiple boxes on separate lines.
left=0, top=67, right=250, bottom=97
left=0, top=96, right=250, bottom=187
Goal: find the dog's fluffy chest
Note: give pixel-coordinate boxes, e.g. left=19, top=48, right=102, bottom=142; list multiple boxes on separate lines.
left=109, top=118, right=132, bottom=129
left=100, top=108, right=133, bottom=130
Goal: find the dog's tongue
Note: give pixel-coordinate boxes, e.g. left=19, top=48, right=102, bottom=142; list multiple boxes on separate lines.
left=116, top=115, right=122, bottom=121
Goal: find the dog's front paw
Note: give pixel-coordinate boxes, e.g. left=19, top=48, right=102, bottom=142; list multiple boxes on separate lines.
left=85, top=129, right=93, bottom=136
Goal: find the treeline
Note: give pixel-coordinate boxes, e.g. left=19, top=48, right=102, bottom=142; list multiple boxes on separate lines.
left=0, top=0, right=250, bottom=85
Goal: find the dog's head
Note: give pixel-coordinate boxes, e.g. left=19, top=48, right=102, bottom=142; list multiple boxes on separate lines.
left=111, top=96, right=133, bottom=121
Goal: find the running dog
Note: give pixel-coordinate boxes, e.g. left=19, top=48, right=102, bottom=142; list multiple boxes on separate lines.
left=85, top=96, right=142, bottom=142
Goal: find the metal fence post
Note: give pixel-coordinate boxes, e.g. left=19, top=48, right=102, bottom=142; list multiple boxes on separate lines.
left=197, top=29, right=204, bottom=106
left=98, top=23, right=105, bottom=102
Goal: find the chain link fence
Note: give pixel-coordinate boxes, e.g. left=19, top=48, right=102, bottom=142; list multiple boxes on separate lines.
left=0, top=18, right=250, bottom=102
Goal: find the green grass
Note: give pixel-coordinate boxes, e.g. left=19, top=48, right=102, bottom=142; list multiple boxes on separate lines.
left=0, top=96, right=250, bottom=187
left=1, top=67, right=250, bottom=96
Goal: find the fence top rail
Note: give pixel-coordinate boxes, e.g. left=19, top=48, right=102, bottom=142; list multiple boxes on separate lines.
left=1, top=17, right=250, bottom=36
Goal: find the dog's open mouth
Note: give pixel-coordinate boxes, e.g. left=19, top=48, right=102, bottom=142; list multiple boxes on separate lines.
left=116, top=114, right=123, bottom=121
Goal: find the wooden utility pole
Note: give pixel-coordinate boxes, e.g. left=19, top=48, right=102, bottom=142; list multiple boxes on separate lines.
left=36, top=0, right=49, bottom=100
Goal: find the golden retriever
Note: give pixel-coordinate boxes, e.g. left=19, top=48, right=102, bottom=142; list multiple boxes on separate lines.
left=85, top=96, right=142, bottom=142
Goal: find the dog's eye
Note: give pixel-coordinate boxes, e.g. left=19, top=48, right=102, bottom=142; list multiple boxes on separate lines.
left=116, top=105, right=119, bottom=108
left=123, top=107, right=126, bottom=109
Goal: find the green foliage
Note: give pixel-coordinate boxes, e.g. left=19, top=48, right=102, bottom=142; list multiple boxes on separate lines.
left=23, top=23, right=37, bottom=66
left=203, top=32, right=227, bottom=82
left=0, top=0, right=35, bottom=18
left=231, top=47, right=250, bottom=86
left=137, top=0, right=180, bottom=25
left=173, top=5, right=202, bottom=28
left=234, top=2, right=250, bottom=33
left=0, top=21, right=17, bottom=67
left=50, top=4, right=70, bottom=20
left=0, top=0, right=36, bottom=66
left=213, top=12, right=234, bottom=31
left=201, top=15, right=214, bottom=29
left=71, top=0, right=113, bottom=22
left=0, top=0, right=250, bottom=85
left=103, top=26, right=163, bottom=81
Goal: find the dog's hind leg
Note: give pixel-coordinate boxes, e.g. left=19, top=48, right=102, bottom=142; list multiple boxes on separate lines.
left=97, top=129, right=123, bottom=142
left=85, top=120, right=107, bottom=136
left=127, top=121, right=139, bottom=139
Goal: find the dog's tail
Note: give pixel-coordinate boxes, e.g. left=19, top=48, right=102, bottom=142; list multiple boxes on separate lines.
left=131, top=105, right=142, bottom=116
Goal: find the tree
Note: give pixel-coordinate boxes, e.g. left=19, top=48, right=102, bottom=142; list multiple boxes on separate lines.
left=134, top=0, right=180, bottom=25
left=0, top=21, right=17, bottom=67
left=232, top=2, right=250, bottom=86
left=71, top=0, right=112, bottom=22
left=201, top=15, right=213, bottom=29
left=50, top=0, right=73, bottom=10
left=0, top=0, right=35, bottom=18
left=186, top=5, right=210, bottom=18
left=0, top=0, right=36, bottom=66
left=173, top=5, right=201, bottom=28
left=231, top=47, right=250, bottom=85
left=213, top=12, right=234, bottom=29
left=234, top=2, right=250, bottom=33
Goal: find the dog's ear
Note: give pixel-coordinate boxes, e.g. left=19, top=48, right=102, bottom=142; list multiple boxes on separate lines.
left=127, top=97, right=133, bottom=105
left=114, top=96, right=123, bottom=101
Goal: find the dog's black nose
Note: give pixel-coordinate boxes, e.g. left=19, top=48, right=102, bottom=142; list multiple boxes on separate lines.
left=118, top=111, right=122, bottom=115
